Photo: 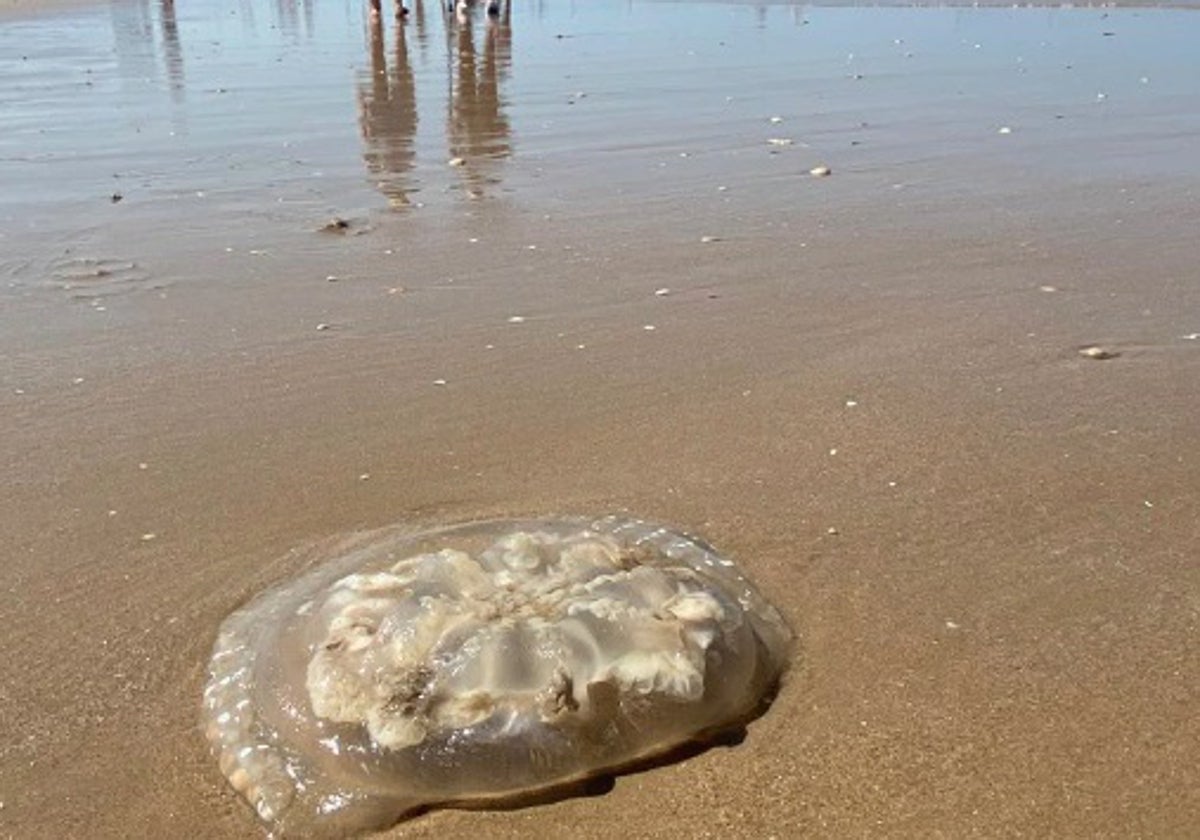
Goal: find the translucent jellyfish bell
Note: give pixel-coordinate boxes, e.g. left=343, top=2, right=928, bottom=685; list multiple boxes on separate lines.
left=201, top=516, right=793, bottom=835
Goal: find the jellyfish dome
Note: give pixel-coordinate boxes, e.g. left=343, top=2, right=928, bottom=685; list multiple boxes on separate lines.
left=202, top=515, right=793, bottom=835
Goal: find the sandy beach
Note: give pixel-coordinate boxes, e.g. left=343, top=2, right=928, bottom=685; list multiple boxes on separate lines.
left=2, top=0, right=1198, bottom=837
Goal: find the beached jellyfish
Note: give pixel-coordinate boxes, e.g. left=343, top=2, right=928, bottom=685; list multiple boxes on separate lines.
left=202, top=515, right=793, bottom=835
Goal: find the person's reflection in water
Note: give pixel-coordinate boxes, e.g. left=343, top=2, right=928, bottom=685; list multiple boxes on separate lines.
left=370, top=0, right=409, bottom=22
left=159, top=0, right=184, bottom=100
left=447, top=0, right=511, bottom=201
left=357, top=9, right=419, bottom=209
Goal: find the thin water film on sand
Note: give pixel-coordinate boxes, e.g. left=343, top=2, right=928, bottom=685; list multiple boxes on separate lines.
left=202, top=515, right=793, bottom=835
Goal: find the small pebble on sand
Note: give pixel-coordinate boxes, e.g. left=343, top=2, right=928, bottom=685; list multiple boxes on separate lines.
left=643, top=325, right=657, bottom=332
left=1039, top=285, right=1057, bottom=293
left=810, top=165, right=832, bottom=177
left=998, top=126, right=1013, bottom=135
left=141, top=533, right=157, bottom=542
left=432, top=378, right=448, bottom=386
left=655, top=288, right=671, bottom=297
left=767, top=138, right=794, bottom=147
left=507, top=316, right=526, bottom=324
left=316, top=323, right=331, bottom=331
left=700, top=235, right=720, bottom=243
left=448, top=157, right=466, bottom=167
left=1079, top=346, right=1119, bottom=360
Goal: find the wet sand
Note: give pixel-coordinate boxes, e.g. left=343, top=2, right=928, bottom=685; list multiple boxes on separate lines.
left=2, top=1, right=1199, bottom=837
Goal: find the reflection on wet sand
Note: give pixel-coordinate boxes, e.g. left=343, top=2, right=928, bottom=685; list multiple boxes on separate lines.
left=273, top=0, right=316, bottom=39
left=355, top=1, right=512, bottom=208
left=358, top=12, right=419, bottom=207
left=110, top=0, right=185, bottom=100
left=447, top=0, right=512, bottom=200
left=160, top=0, right=184, bottom=97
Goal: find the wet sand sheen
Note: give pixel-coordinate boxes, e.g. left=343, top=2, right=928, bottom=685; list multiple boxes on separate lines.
left=2, top=0, right=1199, bottom=837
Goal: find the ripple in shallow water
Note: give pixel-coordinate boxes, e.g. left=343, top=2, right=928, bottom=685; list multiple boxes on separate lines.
left=46, top=256, right=155, bottom=299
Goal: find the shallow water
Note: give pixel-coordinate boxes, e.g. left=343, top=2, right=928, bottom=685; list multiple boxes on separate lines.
left=2, top=0, right=1199, bottom=308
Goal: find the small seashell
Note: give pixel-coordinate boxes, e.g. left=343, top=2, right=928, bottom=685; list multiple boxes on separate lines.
left=997, top=126, right=1013, bottom=135
left=767, top=138, right=793, bottom=147
left=1079, top=346, right=1118, bottom=360
left=448, top=157, right=466, bottom=167
left=809, top=165, right=831, bottom=177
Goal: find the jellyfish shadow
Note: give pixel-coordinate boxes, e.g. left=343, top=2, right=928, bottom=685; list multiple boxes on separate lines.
left=395, top=673, right=786, bottom=824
